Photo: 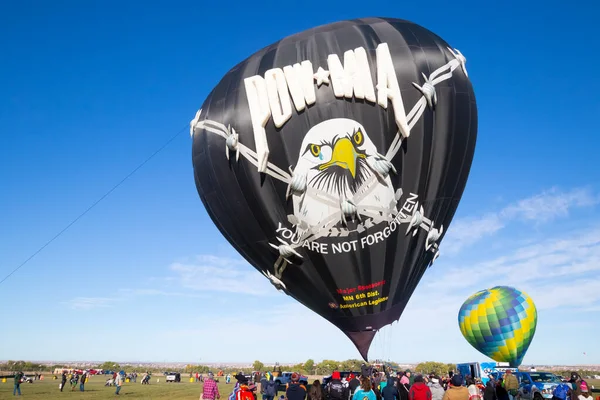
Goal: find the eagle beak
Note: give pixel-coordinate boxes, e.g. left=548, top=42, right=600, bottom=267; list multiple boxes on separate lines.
left=319, top=137, right=363, bottom=178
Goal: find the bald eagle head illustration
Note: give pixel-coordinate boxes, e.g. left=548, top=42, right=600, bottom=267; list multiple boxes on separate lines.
left=292, top=118, right=396, bottom=230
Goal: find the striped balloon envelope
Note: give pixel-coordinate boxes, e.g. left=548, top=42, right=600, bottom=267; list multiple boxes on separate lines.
left=458, top=286, right=537, bottom=367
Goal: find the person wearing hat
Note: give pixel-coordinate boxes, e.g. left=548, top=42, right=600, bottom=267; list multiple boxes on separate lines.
left=327, top=371, right=349, bottom=400
left=262, top=373, right=278, bottom=400
left=428, top=376, right=445, bottom=400
left=201, top=372, right=221, bottom=400
left=442, top=375, right=469, bottom=400
left=578, top=382, right=591, bottom=400
left=405, top=371, right=414, bottom=386
left=228, top=373, right=246, bottom=400
left=408, top=375, right=432, bottom=400
left=234, top=375, right=255, bottom=400
left=285, top=373, right=307, bottom=400
left=382, top=375, right=399, bottom=400
left=239, top=381, right=255, bottom=400
left=503, top=371, right=518, bottom=400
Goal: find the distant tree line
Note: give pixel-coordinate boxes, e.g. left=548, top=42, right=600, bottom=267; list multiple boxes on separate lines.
left=1, top=359, right=598, bottom=378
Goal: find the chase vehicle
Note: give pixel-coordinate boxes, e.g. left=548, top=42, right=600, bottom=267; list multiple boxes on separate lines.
left=513, top=371, right=562, bottom=400
left=456, top=362, right=516, bottom=385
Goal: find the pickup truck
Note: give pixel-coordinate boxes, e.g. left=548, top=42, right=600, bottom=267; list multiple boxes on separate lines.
left=275, top=372, right=308, bottom=386
left=166, top=372, right=181, bottom=383
left=514, top=371, right=562, bottom=400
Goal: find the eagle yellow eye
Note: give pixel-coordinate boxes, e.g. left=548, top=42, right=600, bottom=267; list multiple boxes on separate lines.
left=310, top=144, right=321, bottom=157
left=353, top=130, right=363, bottom=145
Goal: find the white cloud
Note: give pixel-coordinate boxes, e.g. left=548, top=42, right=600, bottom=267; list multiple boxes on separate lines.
left=169, top=254, right=275, bottom=296
left=443, top=187, right=599, bottom=253
left=118, top=288, right=207, bottom=298
left=500, top=187, right=598, bottom=222
left=425, top=227, right=600, bottom=303
left=64, top=297, right=116, bottom=310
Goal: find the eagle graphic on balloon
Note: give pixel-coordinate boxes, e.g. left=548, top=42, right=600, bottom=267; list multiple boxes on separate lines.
left=292, top=118, right=396, bottom=230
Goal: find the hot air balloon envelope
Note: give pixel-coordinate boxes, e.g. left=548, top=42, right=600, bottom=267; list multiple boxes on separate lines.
left=458, top=286, right=538, bottom=367
left=191, top=17, right=478, bottom=360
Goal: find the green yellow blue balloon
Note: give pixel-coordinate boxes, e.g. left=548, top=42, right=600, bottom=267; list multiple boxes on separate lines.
left=458, top=286, right=537, bottom=367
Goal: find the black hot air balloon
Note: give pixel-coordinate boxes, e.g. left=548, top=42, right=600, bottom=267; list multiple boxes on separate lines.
left=190, top=17, right=477, bottom=360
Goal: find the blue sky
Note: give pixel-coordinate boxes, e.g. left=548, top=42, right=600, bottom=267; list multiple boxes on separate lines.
left=1, top=0, right=599, bottom=366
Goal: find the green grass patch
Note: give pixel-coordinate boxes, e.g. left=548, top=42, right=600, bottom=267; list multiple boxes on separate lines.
left=0, top=375, right=237, bottom=399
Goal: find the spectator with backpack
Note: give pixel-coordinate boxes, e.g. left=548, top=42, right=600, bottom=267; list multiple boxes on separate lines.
left=552, top=381, right=571, bottom=400
left=263, top=374, right=278, bottom=400
left=286, top=373, right=307, bottom=400
left=328, top=371, right=349, bottom=400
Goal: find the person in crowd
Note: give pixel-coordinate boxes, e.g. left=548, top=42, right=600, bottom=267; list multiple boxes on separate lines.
left=308, top=380, right=325, bottom=400
left=349, top=373, right=361, bottom=398
left=466, top=377, right=481, bottom=400
left=578, top=382, right=591, bottom=400
left=328, top=371, right=349, bottom=400
left=380, top=374, right=389, bottom=392
left=70, top=373, right=79, bottom=391
left=400, top=373, right=411, bottom=389
left=60, top=372, right=67, bottom=392
left=263, top=373, right=278, bottom=400
left=115, top=372, right=123, bottom=395
left=569, top=373, right=582, bottom=400
left=552, top=380, right=571, bottom=400
left=405, top=371, right=414, bottom=386
left=495, top=379, right=508, bottom=400
left=362, top=364, right=372, bottom=379
left=382, top=375, right=400, bottom=400
left=428, top=376, right=445, bottom=400
left=353, top=377, right=377, bottom=400
left=398, top=372, right=410, bottom=400
left=80, top=371, right=87, bottom=392
left=443, top=375, right=469, bottom=400
left=202, top=372, right=221, bottom=400
left=261, top=374, right=268, bottom=399
left=237, top=377, right=256, bottom=400
left=409, top=375, right=432, bottom=400
left=249, top=383, right=260, bottom=400
left=503, top=371, right=518, bottom=400
left=13, top=371, right=23, bottom=396
left=229, top=373, right=246, bottom=400
left=285, top=373, right=307, bottom=400
left=483, top=380, right=496, bottom=400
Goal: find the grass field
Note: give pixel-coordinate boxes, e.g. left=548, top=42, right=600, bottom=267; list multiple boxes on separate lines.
left=0, top=375, right=235, bottom=399
left=1, top=376, right=598, bottom=399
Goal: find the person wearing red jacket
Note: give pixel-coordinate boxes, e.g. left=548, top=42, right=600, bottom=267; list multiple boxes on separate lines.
left=409, top=375, right=432, bottom=400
